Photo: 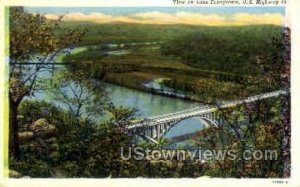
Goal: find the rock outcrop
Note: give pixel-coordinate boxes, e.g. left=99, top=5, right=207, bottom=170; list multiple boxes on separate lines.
left=18, top=131, right=34, bottom=143
left=9, top=170, right=22, bottom=178
left=29, top=118, right=58, bottom=137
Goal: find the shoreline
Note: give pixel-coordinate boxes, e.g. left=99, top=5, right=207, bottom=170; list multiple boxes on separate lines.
left=102, top=77, right=221, bottom=105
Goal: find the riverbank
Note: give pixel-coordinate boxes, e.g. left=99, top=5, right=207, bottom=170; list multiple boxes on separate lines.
left=103, top=75, right=213, bottom=104
left=65, top=48, right=264, bottom=104
left=101, top=71, right=260, bottom=105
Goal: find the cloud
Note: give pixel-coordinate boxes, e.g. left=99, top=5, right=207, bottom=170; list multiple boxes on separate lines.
left=231, top=13, right=284, bottom=26
left=44, top=11, right=284, bottom=26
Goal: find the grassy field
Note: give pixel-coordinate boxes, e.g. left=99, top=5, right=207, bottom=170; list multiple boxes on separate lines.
left=60, top=22, right=282, bottom=102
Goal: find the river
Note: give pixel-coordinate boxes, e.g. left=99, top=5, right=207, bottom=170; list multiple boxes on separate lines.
left=25, top=44, right=207, bottom=147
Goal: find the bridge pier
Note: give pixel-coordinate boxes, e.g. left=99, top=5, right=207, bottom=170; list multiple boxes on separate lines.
left=152, top=126, right=156, bottom=139
left=145, top=126, right=151, bottom=137
left=211, top=112, right=215, bottom=121
left=157, top=125, right=161, bottom=139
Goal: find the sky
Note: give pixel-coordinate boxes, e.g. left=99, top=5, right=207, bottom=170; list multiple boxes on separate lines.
left=25, top=7, right=285, bottom=26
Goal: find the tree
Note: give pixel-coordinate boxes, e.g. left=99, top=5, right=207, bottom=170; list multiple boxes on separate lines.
left=256, top=27, right=290, bottom=176
left=274, top=27, right=290, bottom=177
left=160, top=27, right=279, bottom=76
left=191, top=28, right=291, bottom=178
left=48, top=69, right=108, bottom=122
left=9, top=7, right=87, bottom=158
left=193, top=98, right=285, bottom=177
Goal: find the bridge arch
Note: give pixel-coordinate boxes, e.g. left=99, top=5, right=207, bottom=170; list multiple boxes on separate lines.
left=199, top=117, right=219, bottom=128
left=136, top=116, right=219, bottom=144
left=164, top=116, right=218, bottom=136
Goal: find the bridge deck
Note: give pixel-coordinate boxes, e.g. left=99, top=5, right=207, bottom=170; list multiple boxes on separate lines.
left=127, top=90, right=287, bottom=129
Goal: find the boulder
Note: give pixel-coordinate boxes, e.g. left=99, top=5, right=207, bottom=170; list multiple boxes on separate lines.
left=29, top=118, right=48, bottom=131
left=17, top=115, right=24, bottom=120
left=18, top=131, right=34, bottom=143
left=29, top=118, right=58, bottom=137
left=9, top=170, right=22, bottom=178
left=35, top=124, right=57, bottom=137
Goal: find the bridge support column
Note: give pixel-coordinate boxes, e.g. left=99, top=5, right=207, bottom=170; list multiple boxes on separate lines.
left=157, top=125, right=161, bottom=140
left=211, top=112, right=215, bottom=121
left=145, top=127, right=151, bottom=137
left=164, top=124, right=169, bottom=132
left=149, top=126, right=153, bottom=137
left=161, top=124, right=165, bottom=136
left=218, top=117, right=224, bottom=127
left=144, top=127, right=148, bottom=137
left=152, top=126, right=157, bottom=139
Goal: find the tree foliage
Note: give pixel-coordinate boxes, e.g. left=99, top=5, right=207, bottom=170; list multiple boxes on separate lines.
left=48, top=69, right=108, bottom=120
left=9, top=7, right=87, bottom=158
left=192, top=28, right=290, bottom=178
left=160, top=26, right=281, bottom=76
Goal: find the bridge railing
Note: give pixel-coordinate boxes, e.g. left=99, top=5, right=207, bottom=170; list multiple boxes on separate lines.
left=128, top=90, right=288, bottom=129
